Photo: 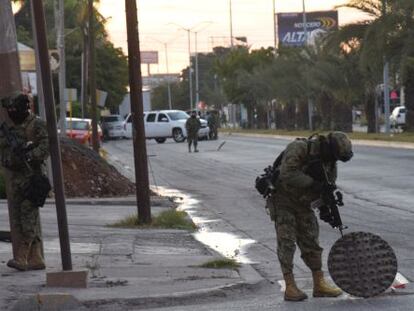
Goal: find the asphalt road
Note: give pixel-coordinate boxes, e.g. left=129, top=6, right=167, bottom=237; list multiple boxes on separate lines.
left=105, top=134, right=414, bottom=310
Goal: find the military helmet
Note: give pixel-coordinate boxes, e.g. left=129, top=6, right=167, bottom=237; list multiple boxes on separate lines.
left=2, top=93, right=30, bottom=112
left=328, top=131, right=353, bottom=162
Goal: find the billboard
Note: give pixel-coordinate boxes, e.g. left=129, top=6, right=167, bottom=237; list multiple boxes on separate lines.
left=277, top=10, right=338, bottom=47
left=140, top=51, right=159, bottom=64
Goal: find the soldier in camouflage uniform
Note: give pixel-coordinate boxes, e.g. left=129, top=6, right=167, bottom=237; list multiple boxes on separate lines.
left=0, top=93, right=49, bottom=271
left=268, top=132, right=353, bottom=301
left=207, top=111, right=219, bottom=140
left=185, top=111, right=201, bottom=153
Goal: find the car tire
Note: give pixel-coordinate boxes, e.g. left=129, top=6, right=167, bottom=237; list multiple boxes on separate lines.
left=155, top=138, right=166, bottom=144
left=173, top=128, right=185, bottom=143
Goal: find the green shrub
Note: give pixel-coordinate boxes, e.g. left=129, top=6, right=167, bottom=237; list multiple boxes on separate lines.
left=108, top=209, right=196, bottom=231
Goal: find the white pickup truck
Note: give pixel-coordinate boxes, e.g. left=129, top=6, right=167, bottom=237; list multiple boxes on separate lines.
left=123, top=110, right=210, bottom=143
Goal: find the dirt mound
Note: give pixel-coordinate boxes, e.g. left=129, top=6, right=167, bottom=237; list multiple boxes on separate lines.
left=60, top=138, right=135, bottom=198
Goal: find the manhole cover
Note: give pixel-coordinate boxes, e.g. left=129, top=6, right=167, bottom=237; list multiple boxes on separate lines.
left=328, top=231, right=398, bottom=298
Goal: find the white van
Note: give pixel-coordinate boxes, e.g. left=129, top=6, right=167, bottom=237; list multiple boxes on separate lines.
left=123, top=110, right=210, bottom=143
left=390, top=106, right=406, bottom=127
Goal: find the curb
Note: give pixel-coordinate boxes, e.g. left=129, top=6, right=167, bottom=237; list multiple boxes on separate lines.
left=0, top=197, right=172, bottom=207
left=226, top=132, right=414, bottom=150
left=83, top=264, right=266, bottom=310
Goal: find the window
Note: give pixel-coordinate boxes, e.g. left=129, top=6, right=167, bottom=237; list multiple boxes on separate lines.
left=167, top=111, right=189, bottom=121
left=68, top=120, right=89, bottom=130
left=158, top=113, right=169, bottom=122
left=146, top=113, right=156, bottom=122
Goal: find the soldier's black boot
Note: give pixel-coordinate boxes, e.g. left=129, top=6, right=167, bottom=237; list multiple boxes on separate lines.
left=27, top=240, right=45, bottom=270
left=283, top=273, right=308, bottom=301
left=194, top=143, right=199, bottom=153
left=7, top=240, right=31, bottom=271
left=312, top=271, right=342, bottom=297
left=188, top=144, right=192, bottom=153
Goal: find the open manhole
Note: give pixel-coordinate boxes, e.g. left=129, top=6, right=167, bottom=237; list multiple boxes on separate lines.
left=328, top=231, right=398, bottom=298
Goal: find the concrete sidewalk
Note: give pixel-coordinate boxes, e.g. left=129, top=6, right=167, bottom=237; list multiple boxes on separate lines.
left=0, top=197, right=263, bottom=310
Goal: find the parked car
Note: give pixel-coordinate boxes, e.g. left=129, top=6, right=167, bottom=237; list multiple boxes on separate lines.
left=123, top=110, right=210, bottom=143
left=65, top=117, right=103, bottom=145
left=390, top=106, right=406, bottom=127
left=101, top=115, right=126, bottom=140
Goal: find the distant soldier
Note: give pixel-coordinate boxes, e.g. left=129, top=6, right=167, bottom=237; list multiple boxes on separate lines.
left=0, top=93, right=50, bottom=271
left=267, top=132, right=353, bottom=301
left=185, top=111, right=201, bottom=153
left=207, top=111, right=219, bottom=140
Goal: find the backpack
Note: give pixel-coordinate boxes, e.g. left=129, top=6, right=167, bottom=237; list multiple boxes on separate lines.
left=254, top=135, right=318, bottom=198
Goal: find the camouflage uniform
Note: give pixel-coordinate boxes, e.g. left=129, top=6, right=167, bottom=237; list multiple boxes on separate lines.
left=270, top=138, right=337, bottom=274
left=207, top=112, right=219, bottom=140
left=185, top=115, right=201, bottom=152
left=267, top=132, right=352, bottom=301
left=0, top=94, right=49, bottom=271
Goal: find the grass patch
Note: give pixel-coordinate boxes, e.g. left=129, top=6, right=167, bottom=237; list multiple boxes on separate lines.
left=221, top=128, right=414, bottom=143
left=108, top=209, right=196, bottom=231
left=200, top=258, right=240, bottom=269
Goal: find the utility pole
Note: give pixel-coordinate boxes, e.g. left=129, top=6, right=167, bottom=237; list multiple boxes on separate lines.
left=193, top=24, right=212, bottom=109
left=81, top=11, right=89, bottom=119
left=302, top=0, right=313, bottom=131
left=168, top=22, right=211, bottom=111
left=88, top=0, right=99, bottom=152
left=273, top=0, right=277, bottom=50
left=382, top=0, right=390, bottom=134
left=0, top=0, right=23, bottom=260
left=195, top=31, right=200, bottom=109
left=31, top=0, right=72, bottom=271
left=55, top=0, right=66, bottom=135
left=0, top=0, right=22, bottom=97
left=164, top=43, right=172, bottom=109
left=187, top=29, right=193, bottom=111
left=125, top=0, right=152, bottom=224
left=229, top=0, right=234, bottom=47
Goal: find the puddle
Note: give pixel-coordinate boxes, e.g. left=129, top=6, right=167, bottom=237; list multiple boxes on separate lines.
left=155, top=187, right=256, bottom=264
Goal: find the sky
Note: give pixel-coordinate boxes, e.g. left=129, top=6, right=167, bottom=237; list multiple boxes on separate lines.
left=98, top=0, right=367, bottom=75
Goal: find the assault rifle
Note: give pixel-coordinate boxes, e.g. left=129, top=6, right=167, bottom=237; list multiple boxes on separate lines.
left=308, top=159, right=347, bottom=236
left=0, top=121, right=33, bottom=168
left=255, top=165, right=277, bottom=198
left=255, top=151, right=284, bottom=198
left=0, top=121, right=51, bottom=207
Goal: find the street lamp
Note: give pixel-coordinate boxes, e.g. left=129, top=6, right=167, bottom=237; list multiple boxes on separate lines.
left=193, top=23, right=213, bottom=109
left=229, top=0, right=234, bottom=47
left=168, top=21, right=212, bottom=111
left=301, top=0, right=313, bottom=131
left=147, top=35, right=182, bottom=110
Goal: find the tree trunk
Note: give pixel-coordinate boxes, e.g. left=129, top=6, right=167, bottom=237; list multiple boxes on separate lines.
left=275, top=101, right=285, bottom=129
left=316, top=93, right=333, bottom=130
left=296, top=100, right=309, bottom=130
left=286, top=101, right=296, bottom=130
left=364, top=90, right=376, bottom=133
left=333, top=101, right=353, bottom=132
left=404, top=66, right=414, bottom=131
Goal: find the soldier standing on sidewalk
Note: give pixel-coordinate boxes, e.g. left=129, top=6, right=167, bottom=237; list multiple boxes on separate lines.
left=0, top=93, right=50, bottom=271
left=185, top=111, right=201, bottom=153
